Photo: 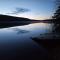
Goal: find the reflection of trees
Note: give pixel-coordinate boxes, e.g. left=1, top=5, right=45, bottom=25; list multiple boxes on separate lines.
left=12, top=28, right=29, bottom=34
left=32, top=37, right=60, bottom=60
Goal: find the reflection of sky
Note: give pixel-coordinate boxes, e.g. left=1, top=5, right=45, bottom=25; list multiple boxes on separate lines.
left=0, top=23, right=53, bottom=57
left=0, top=0, right=55, bottom=20
left=0, top=23, right=53, bottom=42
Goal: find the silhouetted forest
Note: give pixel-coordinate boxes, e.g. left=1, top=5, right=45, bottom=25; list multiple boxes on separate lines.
left=53, top=5, right=60, bottom=23
left=0, top=14, right=53, bottom=28
left=0, top=14, right=31, bottom=21
left=0, top=14, right=32, bottom=28
left=52, top=0, right=60, bottom=32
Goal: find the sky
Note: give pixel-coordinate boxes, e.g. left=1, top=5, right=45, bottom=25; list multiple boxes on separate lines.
left=0, top=0, right=55, bottom=20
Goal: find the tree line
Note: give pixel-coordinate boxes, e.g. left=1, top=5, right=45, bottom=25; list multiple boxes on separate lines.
left=53, top=0, right=60, bottom=23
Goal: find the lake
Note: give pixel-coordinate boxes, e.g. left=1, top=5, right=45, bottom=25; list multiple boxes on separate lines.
left=0, top=22, right=59, bottom=60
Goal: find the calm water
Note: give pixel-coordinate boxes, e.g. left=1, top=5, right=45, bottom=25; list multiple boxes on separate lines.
left=0, top=23, right=55, bottom=60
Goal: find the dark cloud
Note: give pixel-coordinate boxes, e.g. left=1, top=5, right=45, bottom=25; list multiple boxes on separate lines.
left=7, top=7, right=30, bottom=14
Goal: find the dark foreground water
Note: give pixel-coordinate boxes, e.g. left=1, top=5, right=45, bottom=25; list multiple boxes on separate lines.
left=0, top=23, right=59, bottom=60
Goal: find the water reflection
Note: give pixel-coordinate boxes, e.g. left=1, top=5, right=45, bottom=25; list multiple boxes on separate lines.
left=0, top=23, right=54, bottom=43
left=12, top=28, right=29, bottom=34
left=0, top=22, right=55, bottom=60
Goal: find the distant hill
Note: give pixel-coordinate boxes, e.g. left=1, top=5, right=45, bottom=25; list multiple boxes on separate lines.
left=0, top=14, right=53, bottom=22
left=0, top=14, right=31, bottom=21
left=0, top=14, right=33, bottom=28
left=0, top=14, right=53, bottom=28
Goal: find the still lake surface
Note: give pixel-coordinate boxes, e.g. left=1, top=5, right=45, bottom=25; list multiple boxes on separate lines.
left=0, top=22, right=58, bottom=59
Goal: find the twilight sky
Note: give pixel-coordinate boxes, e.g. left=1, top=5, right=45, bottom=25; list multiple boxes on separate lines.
left=0, top=0, right=55, bottom=20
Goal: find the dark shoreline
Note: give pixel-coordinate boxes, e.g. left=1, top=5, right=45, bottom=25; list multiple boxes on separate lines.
left=32, top=37, right=60, bottom=60
left=0, top=14, right=53, bottom=28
